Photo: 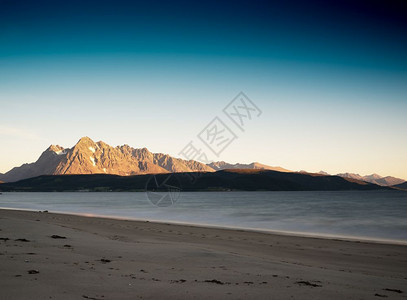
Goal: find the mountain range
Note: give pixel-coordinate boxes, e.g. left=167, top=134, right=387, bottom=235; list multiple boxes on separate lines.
left=335, top=173, right=405, bottom=187
left=207, top=161, right=291, bottom=173
left=0, top=137, right=405, bottom=187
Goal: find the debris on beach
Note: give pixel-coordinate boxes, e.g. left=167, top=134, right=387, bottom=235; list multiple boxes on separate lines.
left=82, top=295, right=104, bottom=300
left=15, top=238, right=30, bottom=242
left=295, top=281, right=322, bottom=287
left=170, top=279, right=186, bottom=283
left=204, top=279, right=225, bottom=285
left=50, top=235, right=66, bottom=239
left=383, top=288, right=403, bottom=293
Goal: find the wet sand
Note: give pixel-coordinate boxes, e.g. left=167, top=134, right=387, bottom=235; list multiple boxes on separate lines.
left=0, top=209, right=406, bottom=299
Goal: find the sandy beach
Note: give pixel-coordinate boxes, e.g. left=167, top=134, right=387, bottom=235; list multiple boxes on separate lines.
left=0, top=209, right=406, bottom=299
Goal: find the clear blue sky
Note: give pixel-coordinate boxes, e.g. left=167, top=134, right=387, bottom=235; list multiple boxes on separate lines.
left=1, top=0, right=406, bottom=179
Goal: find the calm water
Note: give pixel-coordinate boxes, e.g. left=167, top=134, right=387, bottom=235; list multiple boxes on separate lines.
left=1, top=191, right=407, bottom=242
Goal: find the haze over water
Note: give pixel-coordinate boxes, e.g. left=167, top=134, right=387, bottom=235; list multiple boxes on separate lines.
left=1, top=191, right=407, bottom=242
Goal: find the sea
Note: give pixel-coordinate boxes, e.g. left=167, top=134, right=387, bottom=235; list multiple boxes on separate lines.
left=1, top=190, right=406, bottom=243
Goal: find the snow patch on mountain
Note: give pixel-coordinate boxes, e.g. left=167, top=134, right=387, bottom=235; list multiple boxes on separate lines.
left=55, top=150, right=66, bottom=155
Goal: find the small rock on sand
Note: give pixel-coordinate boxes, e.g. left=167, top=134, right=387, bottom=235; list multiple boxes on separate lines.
left=51, top=235, right=66, bottom=239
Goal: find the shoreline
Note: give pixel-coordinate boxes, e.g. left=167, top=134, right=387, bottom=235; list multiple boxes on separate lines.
left=1, top=207, right=407, bottom=246
left=1, top=208, right=406, bottom=299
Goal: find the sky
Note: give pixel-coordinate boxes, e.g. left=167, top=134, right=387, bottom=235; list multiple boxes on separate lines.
left=0, top=0, right=406, bottom=179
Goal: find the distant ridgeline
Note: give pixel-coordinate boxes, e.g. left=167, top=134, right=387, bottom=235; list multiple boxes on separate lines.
left=0, top=169, right=396, bottom=192
left=0, top=137, right=404, bottom=189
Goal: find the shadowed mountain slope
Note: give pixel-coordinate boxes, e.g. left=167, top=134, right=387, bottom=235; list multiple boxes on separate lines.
left=0, top=169, right=392, bottom=192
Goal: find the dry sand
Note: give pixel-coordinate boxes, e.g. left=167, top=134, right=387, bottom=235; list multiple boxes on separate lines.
left=0, top=209, right=406, bottom=299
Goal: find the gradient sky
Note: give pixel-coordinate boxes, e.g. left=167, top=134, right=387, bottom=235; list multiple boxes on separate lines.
left=1, top=0, right=406, bottom=179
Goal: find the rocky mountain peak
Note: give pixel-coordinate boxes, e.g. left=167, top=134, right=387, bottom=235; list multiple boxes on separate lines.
left=364, top=173, right=382, bottom=180
left=73, top=136, right=97, bottom=149
left=71, top=137, right=99, bottom=154
left=96, top=140, right=109, bottom=148
left=47, top=144, right=65, bottom=154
